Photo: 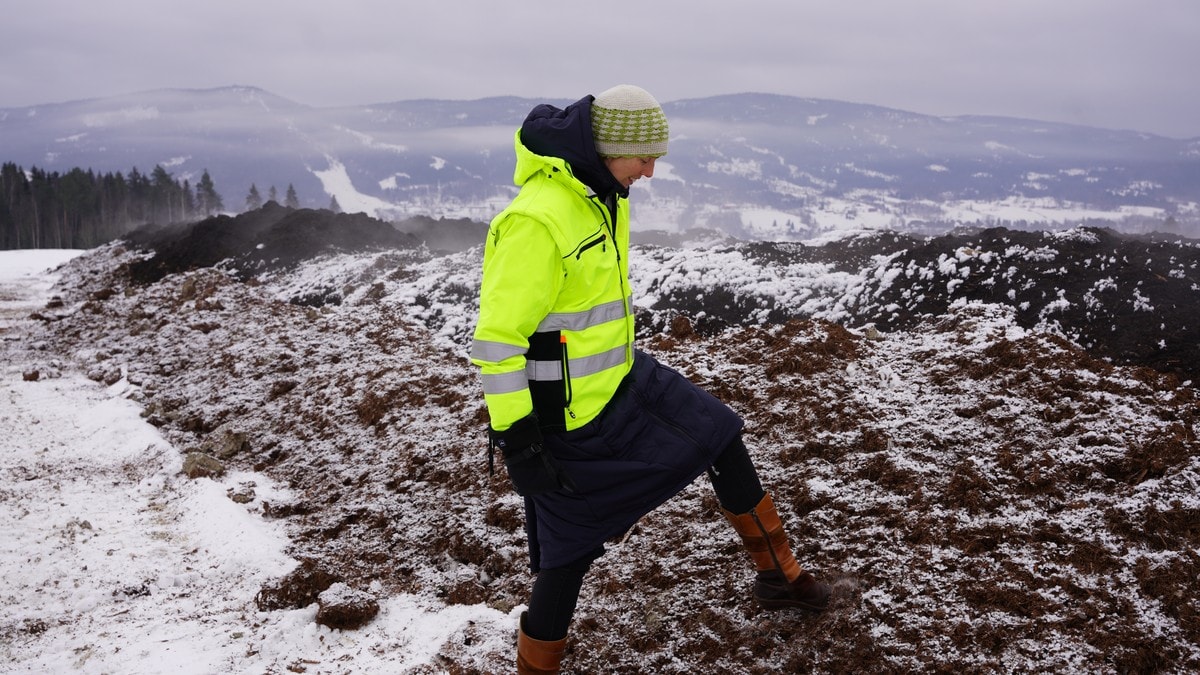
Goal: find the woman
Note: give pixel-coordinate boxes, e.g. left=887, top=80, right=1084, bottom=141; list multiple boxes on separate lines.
left=470, top=84, right=830, bottom=674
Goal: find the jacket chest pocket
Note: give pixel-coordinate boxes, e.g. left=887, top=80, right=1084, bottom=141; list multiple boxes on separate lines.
left=563, top=229, right=617, bottom=292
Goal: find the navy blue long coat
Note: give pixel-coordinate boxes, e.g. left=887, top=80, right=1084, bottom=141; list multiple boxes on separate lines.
left=526, top=349, right=744, bottom=570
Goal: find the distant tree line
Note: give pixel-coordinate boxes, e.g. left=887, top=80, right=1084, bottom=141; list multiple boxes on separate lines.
left=1, top=162, right=305, bottom=250
left=0, top=162, right=222, bottom=250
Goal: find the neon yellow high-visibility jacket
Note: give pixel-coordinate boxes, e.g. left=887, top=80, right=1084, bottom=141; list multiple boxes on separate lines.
left=470, top=130, right=635, bottom=433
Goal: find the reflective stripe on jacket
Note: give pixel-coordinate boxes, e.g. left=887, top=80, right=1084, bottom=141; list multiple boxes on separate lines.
left=470, top=130, right=635, bottom=432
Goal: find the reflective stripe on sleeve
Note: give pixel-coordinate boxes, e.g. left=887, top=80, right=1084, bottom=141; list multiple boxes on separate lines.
left=470, top=338, right=526, bottom=363
left=480, top=369, right=529, bottom=395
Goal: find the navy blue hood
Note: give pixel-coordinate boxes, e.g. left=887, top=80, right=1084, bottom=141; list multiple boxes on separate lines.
left=519, top=95, right=627, bottom=200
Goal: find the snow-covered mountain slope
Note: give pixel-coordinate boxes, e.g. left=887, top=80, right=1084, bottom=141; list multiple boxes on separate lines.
left=3, top=86, right=1197, bottom=239
left=9, top=210, right=1198, bottom=672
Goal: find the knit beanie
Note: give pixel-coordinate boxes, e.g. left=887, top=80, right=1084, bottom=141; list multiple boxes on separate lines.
left=591, top=85, right=669, bottom=158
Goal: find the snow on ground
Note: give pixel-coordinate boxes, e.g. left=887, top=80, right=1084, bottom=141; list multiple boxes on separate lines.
left=0, top=250, right=513, bottom=674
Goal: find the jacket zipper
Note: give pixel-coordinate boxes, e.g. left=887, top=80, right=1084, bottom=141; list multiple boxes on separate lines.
left=588, top=194, right=634, bottom=364
left=562, top=334, right=576, bottom=420
left=588, top=196, right=621, bottom=266
left=561, top=195, right=632, bottom=424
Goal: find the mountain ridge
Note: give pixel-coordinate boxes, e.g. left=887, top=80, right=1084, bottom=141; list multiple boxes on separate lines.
left=3, top=85, right=1197, bottom=238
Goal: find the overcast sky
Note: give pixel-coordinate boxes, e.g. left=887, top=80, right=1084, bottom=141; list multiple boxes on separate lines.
left=3, top=0, right=1197, bottom=138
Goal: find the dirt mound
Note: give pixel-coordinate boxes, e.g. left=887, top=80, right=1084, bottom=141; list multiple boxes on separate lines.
left=644, top=226, right=1200, bottom=385
left=123, top=202, right=420, bottom=284
left=872, top=227, right=1200, bottom=383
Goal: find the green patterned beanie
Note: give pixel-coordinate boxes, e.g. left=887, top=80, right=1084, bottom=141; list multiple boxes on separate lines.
left=591, top=84, right=669, bottom=158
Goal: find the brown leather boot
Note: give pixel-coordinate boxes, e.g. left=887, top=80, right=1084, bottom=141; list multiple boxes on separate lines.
left=517, top=611, right=567, bottom=674
left=722, top=492, right=831, bottom=612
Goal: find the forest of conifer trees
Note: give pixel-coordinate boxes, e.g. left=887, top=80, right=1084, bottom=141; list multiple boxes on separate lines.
left=0, top=162, right=230, bottom=250
left=0, top=163, right=302, bottom=250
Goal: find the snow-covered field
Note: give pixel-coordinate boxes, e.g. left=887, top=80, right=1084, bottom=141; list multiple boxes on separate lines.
left=0, top=250, right=512, bottom=674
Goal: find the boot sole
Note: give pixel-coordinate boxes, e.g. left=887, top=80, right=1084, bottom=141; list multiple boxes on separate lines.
left=756, top=596, right=828, bottom=612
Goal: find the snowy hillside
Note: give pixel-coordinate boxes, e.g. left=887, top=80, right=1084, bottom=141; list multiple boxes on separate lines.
left=3, top=86, right=1197, bottom=239
left=3, top=208, right=1198, bottom=672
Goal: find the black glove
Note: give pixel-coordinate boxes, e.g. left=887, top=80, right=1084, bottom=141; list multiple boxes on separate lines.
left=488, top=414, right=576, bottom=496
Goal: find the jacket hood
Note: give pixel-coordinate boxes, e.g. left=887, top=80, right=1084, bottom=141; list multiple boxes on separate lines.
left=516, top=96, right=627, bottom=199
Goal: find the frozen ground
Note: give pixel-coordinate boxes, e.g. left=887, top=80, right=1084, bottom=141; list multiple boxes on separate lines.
left=2, top=206, right=1198, bottom=673
left=0, top=250, right=514, bottom=674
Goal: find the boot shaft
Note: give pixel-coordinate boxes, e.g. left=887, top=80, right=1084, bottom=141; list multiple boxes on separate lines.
left=517, top=612, right=567, bottom=674
left=722, top=492, right=803, bottom=582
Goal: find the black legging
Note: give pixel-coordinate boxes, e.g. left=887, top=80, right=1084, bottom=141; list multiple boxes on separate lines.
left=707, top=434, right=767, bottom=514
left=523, top=435, right=765, bottom=641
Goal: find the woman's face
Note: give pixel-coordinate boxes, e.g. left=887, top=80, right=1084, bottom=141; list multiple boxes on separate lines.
left=604, top=156, right=657, bottom=188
